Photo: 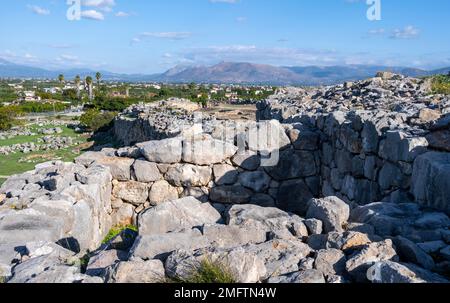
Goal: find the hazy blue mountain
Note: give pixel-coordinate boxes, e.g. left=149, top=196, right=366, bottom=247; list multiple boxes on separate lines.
left=0, top=59, right=448, bottom=85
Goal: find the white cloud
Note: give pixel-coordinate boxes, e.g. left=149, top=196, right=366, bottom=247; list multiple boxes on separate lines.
left=177, top=45, right=343, bottom=66
left=24, top=53, right=36, bottom=59
left=48, top=44, right=76, bottom=49
left=368, top=28, right=385, bottom=35
left=390, top=26, right=420, bottom=39
left=82, top=0, right=115, bottom=12
left=132, top=32, right=192, bottom=44
left=27, top=5, right=50, bottom=15
left=58, top=54, right=79, bottom=61
left=143, top=32, right=192, bottom=39
left=81, top=10, right=105, bottom=21
left=169, top=45, right=450, bottom=70
left=115, top=11, right=130, bottom=17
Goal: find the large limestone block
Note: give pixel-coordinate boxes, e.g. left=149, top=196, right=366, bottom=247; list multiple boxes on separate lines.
left=148, top=180, right=179, bottom=206
left=213, top=164, right=239, bottom=185
left=412, top=152, right=450, bottom=214
left=246, top=120, right=291, bottom=153
left=306, top=197, right=350, bottom=233
left=165, top=164, right=212, bottom=187
left=132, top=160, right=161, bottom=183
left=276, top=179, right=314, bottom=215
left=130, top=229, right=210, bottom=260
left=202, top=224, right=267, bottom=249
left=231, top=150, right=260, bottom=171
left=345, top=240, right=398, bottom=282
left=94, top=157, right=134, bottom=181
left=139, top=138, right=183, bottom=164
left=367, top=261, right=448, bottom=283
left=288, top=128, right=319, bottom=151
left=138, top=197, right=221, bottom=235
left=379, top=131, right=428, bottom=163
left=244, top=239, right=312, bottom=278
left=226, top=204, right=308, bottom=239
left=112, top=181, right=150, bottom=206
left=0, top=210, right=64, bottom=246
left=29, top=197, right=75, bottom=234
left=108, top=260, right=165, bottom=283
left=182, top=134, right=238, bottom=165
left=238, top=171, right=271, bottom=193
left=265, top=149, right=317, bottom=181
left=209, top=185, right=253, bottom=204
left=314, top=249, right=347, bottom=277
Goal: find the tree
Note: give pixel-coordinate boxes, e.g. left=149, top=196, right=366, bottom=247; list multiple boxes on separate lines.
left=56, top=74, right=65, bottom=114
left=58, top=74, right=65, bottom=89
left=80, top=108, right=116, bottom=132
left=75, top=75, right=81, bottom=99
left=198, top=94, right=209, bottom=109
left=62, top=89, right=78, bottom=101
left=0, top=106, right=20, bottom=130
left=95, top=72, right=102, bottom=87
left=85, top=76, right=93, bottom=101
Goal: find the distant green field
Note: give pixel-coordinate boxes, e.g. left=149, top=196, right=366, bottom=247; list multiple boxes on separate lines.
left=0, top=124, right=89, bottom=181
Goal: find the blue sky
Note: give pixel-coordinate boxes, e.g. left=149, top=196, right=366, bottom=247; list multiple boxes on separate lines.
left=0, top=0, right=449, bottom=74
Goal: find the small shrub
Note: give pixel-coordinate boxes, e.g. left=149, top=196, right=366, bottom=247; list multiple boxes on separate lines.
left=0, top=106, right=21, bottom=131
left=66, top=254, right=91, bottom=273
left=170, top=258, right=236, bottom=284
left=80, top=109, right=117, bottom=132
left=102, top=224, right=138, bottom=244
left=0, top=271, right=5, bottom=284
left=431, top=75, right=450, bottom=95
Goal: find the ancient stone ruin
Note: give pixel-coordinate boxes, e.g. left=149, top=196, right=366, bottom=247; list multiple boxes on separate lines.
left=1, top=73, right=449, bottom=283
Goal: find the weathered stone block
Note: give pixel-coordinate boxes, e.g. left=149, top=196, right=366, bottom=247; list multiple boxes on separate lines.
left=411, top=152, right=450, bottom=214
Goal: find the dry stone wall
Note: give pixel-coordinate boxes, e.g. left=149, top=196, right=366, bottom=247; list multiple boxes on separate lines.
left=76, top=121, right=323, bottom=225
left=256, top=74, right=450, bottom=214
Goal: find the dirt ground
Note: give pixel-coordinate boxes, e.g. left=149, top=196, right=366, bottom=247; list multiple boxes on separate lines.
left=202, top=104, right=257, bottom=121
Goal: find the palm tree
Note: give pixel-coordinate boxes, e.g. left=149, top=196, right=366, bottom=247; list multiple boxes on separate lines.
left=85, top=76, right=93, bottom=101
left=74, top=75, right=81, bottom=100
left=58, top=74, right=65, bottom=89
left=95, top=72, right=102, bottom=87
left=55, top=74, right=65, bottom=114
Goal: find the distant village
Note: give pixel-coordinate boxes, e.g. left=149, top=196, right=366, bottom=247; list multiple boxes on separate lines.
left=1, top=78, right=276, bottom=107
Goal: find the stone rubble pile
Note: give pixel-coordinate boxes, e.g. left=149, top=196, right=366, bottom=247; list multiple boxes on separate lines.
left=257, top=73, right=450, bottom=211
left=0, top=136, right=75, bottom=155
left=258, top=73, right=448, bottom=123
left=114, top=98, right=217, bottom=146
left=0, top=129, right=36, bottom=140
left=38, top=127, right=63, bottom=135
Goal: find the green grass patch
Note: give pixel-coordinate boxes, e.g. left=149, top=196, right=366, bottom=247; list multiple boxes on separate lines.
left=102, top=224, right=138, bottom=244
left=169, top=259, right=236, bottom=284
left=0, top=125, right=80, bottom=147
left=0, top=125, right=88, bottom=178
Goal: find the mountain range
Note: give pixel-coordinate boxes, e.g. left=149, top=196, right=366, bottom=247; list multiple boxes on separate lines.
left=0, top=58, right=449, bottom=86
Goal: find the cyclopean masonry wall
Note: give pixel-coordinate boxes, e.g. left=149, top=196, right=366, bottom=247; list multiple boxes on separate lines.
left=78, top=120, right=322, bottom=224
left=256, top=73, right=450, bottom=214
